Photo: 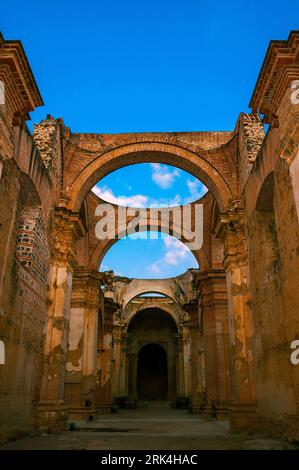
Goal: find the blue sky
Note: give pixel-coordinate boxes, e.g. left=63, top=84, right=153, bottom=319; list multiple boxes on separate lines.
left=1, top=0, right=299, bottom=133
left=1, top=0, right=298, bottom=278
left=94, top=164, right=205, bottom=278
left=101, top=231, right=199, bottom=279
left=93, top=163, right=207, bottom=207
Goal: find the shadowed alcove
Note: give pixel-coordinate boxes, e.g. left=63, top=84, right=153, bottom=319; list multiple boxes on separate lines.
left=127, top=308, right=177, bottom=401
left=138, top=343, right=168, bottom=400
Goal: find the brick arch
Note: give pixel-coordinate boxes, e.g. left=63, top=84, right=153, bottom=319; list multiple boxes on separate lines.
left=123, top=288, right=178, bottom=308
left=89, top=223, right=209, bottom=272
left=111, top=271, right=195, bottom=316
left=125, top=304, right=181, bottom=329
left=66, top=142, right=232, bottom=212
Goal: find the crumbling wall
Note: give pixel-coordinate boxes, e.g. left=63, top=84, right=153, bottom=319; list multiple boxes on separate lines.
left=0, top=161, right=50, bottom=442
left=245, top=120, right=299, bottom=441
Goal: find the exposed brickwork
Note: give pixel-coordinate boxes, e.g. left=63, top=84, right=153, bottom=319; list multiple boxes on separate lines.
left=238, top=113, right=265, bottom=192
left=16, top=207, right=50, bottom=287
left=0, top=31, right=299, bottom=444
left=33, top=115, right=63, bottom=187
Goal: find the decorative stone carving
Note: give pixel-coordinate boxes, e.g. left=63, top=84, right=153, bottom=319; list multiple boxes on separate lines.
left=33, top=115, right=63, bottom=185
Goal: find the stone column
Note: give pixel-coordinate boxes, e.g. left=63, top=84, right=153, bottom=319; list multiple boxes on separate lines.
left=190, top=331, right=205, bottom=413
left=95, top=298, right=115, bottom=413
left=182, top=322, right=191, bottom=399
left=176, top=333, right=185, bottom=398
left=184, top=301, right=206, bottom=413
left=111, top=320, right=125, bottom=400
left=65, top=268, right=102, bottom=420
left=127, top=338, right=138, bottom=402
left=120, top=334, right=129, bottom=397
left=200, top=291, right=217, bottom=417
left=36, top=209, right=85, bottom=431
left=130, top=353, right=138, bottom=401
left=98, top=323, right=113, bottom=413
left=81, top=273, right=101, bottom=416
left=216, top=209, right=258, bottom=430
left=167, top=352, right=175, bottom=402
left=198, top=270, right=231, bottom=419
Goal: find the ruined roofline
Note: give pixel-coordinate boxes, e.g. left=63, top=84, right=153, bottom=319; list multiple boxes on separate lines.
left=102, top=267, right=200, bottom=284
left=0, top=32, right=44, bottom=113
left=249, top=30, right=299, bottom=122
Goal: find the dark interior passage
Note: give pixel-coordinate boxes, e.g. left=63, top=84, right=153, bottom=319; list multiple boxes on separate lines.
left=137, top=343, right=168, bottom=400
left=127, top=308, right=177, bottom=401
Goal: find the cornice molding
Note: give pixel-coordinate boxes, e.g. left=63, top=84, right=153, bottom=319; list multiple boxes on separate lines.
left=0, top=33, right=43, bottom=122
left=250, top=30, right=299, bottom=124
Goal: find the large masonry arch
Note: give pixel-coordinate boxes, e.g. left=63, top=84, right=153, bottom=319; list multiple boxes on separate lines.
left=1, top=31, right=299, bottom=445
left=65, top=142, right=234, bottom=212
left=90, top=216, right=208, bottom=271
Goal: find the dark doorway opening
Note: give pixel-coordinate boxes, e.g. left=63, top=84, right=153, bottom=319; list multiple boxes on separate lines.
left=137, top=343, right=168, bottom=400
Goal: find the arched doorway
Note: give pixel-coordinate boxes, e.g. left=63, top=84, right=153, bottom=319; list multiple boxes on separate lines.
left=137, top=343, right=168, bottom=400
left=127, top=308, right=178, bottom=402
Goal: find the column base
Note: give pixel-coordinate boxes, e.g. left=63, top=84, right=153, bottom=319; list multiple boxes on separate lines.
left=284, top=414, right=299, bottom=443
left=191, top=394, right=205, bottom=414
left=96, top=404, right=111, bottom=414
left=202, top=403, right=214, bottom=419
left=67, top=406, right=97, bottom=422
left=229, top=403, right=260, bottom=432
left=35, top=400, right=68, bottom=433
left=192, top=402, right=203, bottom=414
left=215, top=405, right=229, bottom=421
left=191, top=392, right=205, bottom=414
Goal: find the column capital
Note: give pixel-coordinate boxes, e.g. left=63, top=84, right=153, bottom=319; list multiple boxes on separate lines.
left=51, top=208, right=86, bottom=267
left=214, top=209, right=248, bottom=268
left=112, top=321, right=126, bottom=343
left=276, top=109, right=299, bottom=165
left=71, top=267, right=103, bottom=309
left=196, top=268, right=226, bottom=284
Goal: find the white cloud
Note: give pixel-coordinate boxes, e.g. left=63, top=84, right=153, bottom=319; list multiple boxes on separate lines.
left=148, top=261, right=163, bottom=275
left=164, top=237, right=189, bottom=264
left=187, top=179, right=199, bottom=195
left=185, top=179, right=208, bottom=202
left=92, top=184, right=182, bottom=208
left=153, top=194, right=182, bottom=207
left=151, top=163, right=180, bottom=189
left=167, top=194, right=182, bottom=206
left=148, top=236, right=192, bottom=275
left=92, top=185, right=148, bottom=207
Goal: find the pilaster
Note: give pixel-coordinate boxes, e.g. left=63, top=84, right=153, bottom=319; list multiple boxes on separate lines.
left=36, top=209, right=85, bottom=431
left=215, top=209, right=259, bottom=430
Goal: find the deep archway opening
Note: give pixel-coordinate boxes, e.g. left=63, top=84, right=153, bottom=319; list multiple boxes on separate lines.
left=127, top=308, right=177, bottom=401
left=137, top=343, right=168, bottom=400
left=90, top=162, right=205, bottom=278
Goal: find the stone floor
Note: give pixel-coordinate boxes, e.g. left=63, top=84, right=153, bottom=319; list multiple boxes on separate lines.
left=0, top=402, right=296, bottom=450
